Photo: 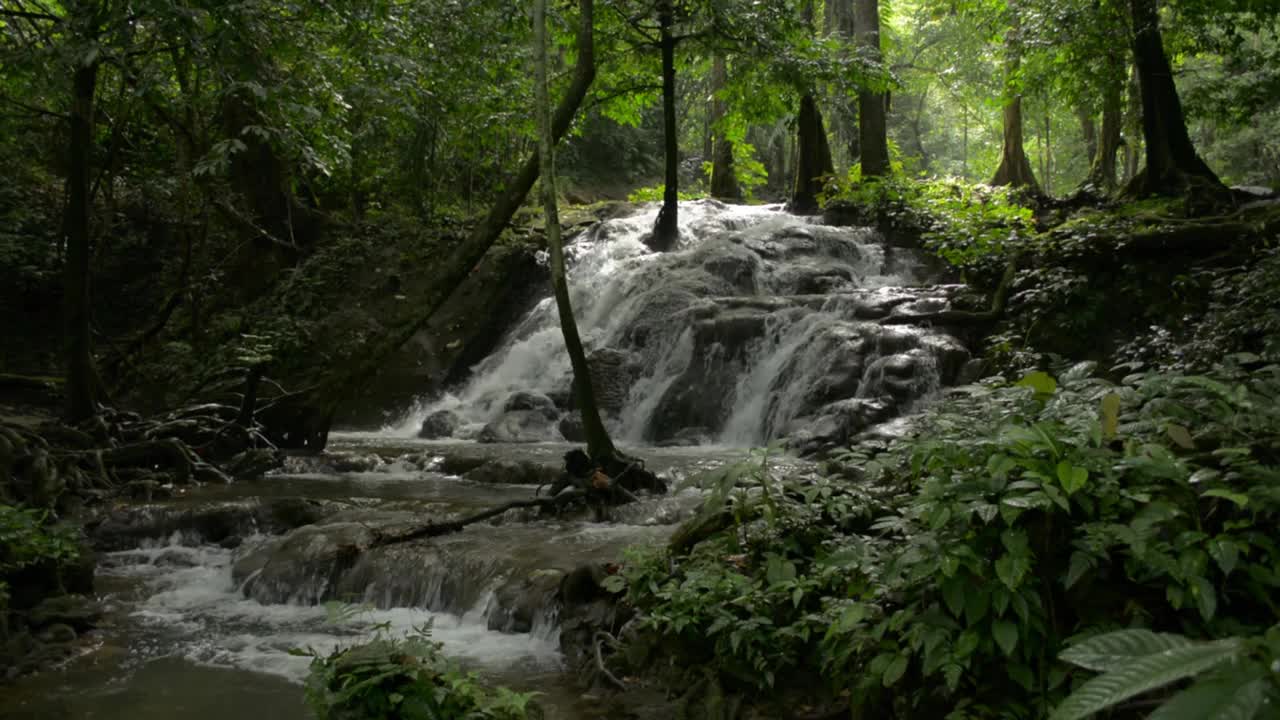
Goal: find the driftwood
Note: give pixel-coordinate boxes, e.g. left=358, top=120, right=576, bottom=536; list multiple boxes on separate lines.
left=370, top=490, right=587, bottom=547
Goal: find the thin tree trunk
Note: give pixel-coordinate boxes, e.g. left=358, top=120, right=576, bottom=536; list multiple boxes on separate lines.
left=855, top=0, right=890, bottom=177
left=307, top=0, right=599, bottom=442
left=534, top=0, right=617, bottom=462
left=1085, top=51, right=1124, bottom=192
left=1044, top=107, right=1052, bottom=196
left=651, top=0, right=679, bottom=250
left=1126, top=0, right=1222, bottom=195
left=1123, top=62, right=1142, bottom=182
left=1078, top=105, right=1098, bottom=167
left=64, top=58, right=101, bottom=423
left=708, top=55, right=740, bottom=200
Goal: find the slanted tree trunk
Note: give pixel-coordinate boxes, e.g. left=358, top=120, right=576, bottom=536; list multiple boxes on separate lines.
left=272, top=0, right=599, bottom=452
left=534, top=0, right=618, bottom=463
left=708, top=55, right=740, bottom=201
left=64, top=57, right=101, bottom=424
left=1126, top=0, right=1222, bottom=196
left=855, top=0, right=890, bottom=177
left=651, top=0, right=679, bottom=250
left=791, top=94, right=835, bottom=214
left=990, top=4, right=1040, bottom=192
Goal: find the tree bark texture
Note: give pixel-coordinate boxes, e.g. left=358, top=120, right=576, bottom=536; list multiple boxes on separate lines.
left=855, top=0, right=890, bottom=177
left=990, top=7, right=1040, bottom=192
left=791, top=94, right=835, bottom=214
left=64, top=57, right=101, bottom=424
left=1126, top=0, right=1222, bottom=195
left=534, top=0, right=618, bottom=463
left=651, top=0, right=680, bottom=250
left=708, top=55, right=740, bottom=200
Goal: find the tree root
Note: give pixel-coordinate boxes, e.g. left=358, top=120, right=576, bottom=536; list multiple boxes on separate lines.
left=593, top=631, right=627, bottom=690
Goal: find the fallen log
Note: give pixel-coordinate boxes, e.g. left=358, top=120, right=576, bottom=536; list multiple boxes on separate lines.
left=370, top=490, right=587, bottom=547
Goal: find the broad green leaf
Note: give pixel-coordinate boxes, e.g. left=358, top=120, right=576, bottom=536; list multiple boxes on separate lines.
left=1099, top=393, right=1121, bottom=440
left=1166, top=424, right=1196, bottom=449
left=1017, top=371, right=1058, bottom=398
left=1060, top=630, right=1195, bottom=672
left=1190, top=576, right=1217, bottom=622
left=996, top=554, right=1030, bottom=590
left=1051, top=639, right=1242, bottom=720
left=993, top=619, right=1018, bottom=656
left=1208, top=539, right=1239, bottom=577
left=942, top=577, right=966, bottom=619
left=1147, top=675, right=1268, bottom=720
left=882, top=654, right=909, bottom=687
left=1057, top=462, right=1089, bottom=495
left=1202, top=489, right=1250, bottom=508
left=835, top=603, right=868, bottom=632
left=1064, top=551, right=1094, bottom=590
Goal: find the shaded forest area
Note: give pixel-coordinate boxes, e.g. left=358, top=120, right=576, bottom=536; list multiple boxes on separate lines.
left=3, top=0, right=1280, bottom=718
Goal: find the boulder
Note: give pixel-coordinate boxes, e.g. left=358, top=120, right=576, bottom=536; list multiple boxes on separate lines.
left=558, top=413, right=586, bottom=442
left=478, top=409, right=560, bottom=443
left=417, top=409, right=460, bottom=439
left=787, top=398, right=894, bottom=456
left=463, top=460, right=561, bottom=487
left=502, top=391, right=558, bottom=417
left=234, top=522, right=377, bottom=605
left=27, top=594, right=100, bottom=632
left=486, top=569, right=564, bottom=633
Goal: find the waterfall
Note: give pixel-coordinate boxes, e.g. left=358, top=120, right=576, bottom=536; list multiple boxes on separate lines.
left=392, top=200, right=968, bottom=451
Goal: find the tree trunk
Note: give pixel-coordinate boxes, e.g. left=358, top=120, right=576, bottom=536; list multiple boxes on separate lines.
left=64, top=59, right=101, bottom=424
left=1085, top=51, right=1124, bottom=192
left=708, top=55, right=740, bottom=200
left=1077, top=105, right=1098, bottom=167
left=651, top=0, right=679, bottom=250
left=990, top=4, right=1040, bottom=192
left=535, top=0, right=617, bottom=463
left=283, top=0, right=601, bottom=451
left=1126, top=0, right=1222, bottom=196
left=791, top=94, right=835, bottom=214
left=1123, top=63, right=1142, bottom=183
left=855, top=0, right=890, bottom=177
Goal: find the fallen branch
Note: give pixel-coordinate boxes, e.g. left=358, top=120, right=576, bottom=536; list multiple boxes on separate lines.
left=593, top=631, right=627, bottom=690
left=370, top=489, right=586, bottom=546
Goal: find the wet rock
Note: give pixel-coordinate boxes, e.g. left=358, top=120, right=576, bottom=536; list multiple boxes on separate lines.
left=558, top=413, right=586, bottom=442
left=478, top=409, right=560, bottom=443
left=417, top=409, right=460, bottom=439
left=27, top=594, right=100, bottom=632
left=558, top=564, right=631, bottom=681
left=234, top=522, right=377, bottom=605
left=584, top=349, right=640, bottom=414
left=224, top=447, right=285, bottom=480
left=125, top=478, right=172, bottom=501
left=326, top=452, right=383, bottom=473
left=90, top=498, right=335, bottom=551
left=36, top=624, right=77, bottom=644
left=956, top=358, right=989, bottom=385
left=502, top=391, right=558, bottom=417
left=788, top=398, right=894, bottom=456
left=463, top=460, right=560, bottom=487
left=486, top=569, right=564, bottom=633
left=701, top=249, right=760, bottom=294
left=656, top=427, right=711, bottom=447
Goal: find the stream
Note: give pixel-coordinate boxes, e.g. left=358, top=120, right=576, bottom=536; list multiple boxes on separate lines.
left=1, top=200, right=965, bottom=718
left=0, top=438, right=789, bottom=720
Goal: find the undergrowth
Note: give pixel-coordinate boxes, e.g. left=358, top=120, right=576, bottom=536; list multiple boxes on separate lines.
left=610, top=361, right=1280, bottom=718
left=300, top=622, right=542, bottom=720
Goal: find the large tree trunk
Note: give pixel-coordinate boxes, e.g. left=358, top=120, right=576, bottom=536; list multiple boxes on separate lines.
left=651, top=0, right=679, bottom=250
left=991, top=1, right=1039, bottom=191
left=534, top=0, right=617, bottom=463
left=64, top=59, right=101, bottom=424
left=791, top=94, right=835, bottom=214
left=279, top=0, right=599, bottom=451
left=708, top=55, right=740, bottom=201
left=1126, top=0, right=1222, bottom=196
left=1123, top=63, right=1142, bottom=183
left=855, top=0, right=890, bottom=177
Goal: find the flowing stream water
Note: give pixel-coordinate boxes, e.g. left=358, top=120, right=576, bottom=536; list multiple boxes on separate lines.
left=0, top=201, right=965, bottom=718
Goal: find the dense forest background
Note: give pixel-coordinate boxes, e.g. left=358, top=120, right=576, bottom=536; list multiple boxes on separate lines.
left=2, top=0, right=1277, bottom=429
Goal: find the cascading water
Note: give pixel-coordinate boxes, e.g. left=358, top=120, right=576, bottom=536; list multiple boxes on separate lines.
left=395, top=200, right=969, bottom=451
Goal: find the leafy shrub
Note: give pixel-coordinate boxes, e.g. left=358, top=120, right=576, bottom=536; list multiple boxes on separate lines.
left=0, top=505, right=81, bottom=609
left=300, top=624, right=541, bottom=720
left=822, top=174, right=1035, bottom=269
left=613, top=362, right=1280, bottom=717
left=626, top=184, right=707, bottom=203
